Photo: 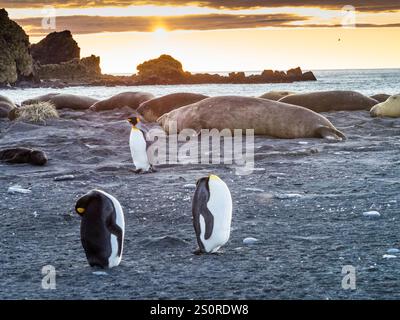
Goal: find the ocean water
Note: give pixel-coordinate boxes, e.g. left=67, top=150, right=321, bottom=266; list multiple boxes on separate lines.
left=1, top=68, right=399, bottom=104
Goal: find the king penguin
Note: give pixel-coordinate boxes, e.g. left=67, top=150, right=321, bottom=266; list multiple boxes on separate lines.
left=75, top=189, right=125, bottom=268
left=192, top=174, right=232, bottom=254
left=127, top=116, right=155, bottom=173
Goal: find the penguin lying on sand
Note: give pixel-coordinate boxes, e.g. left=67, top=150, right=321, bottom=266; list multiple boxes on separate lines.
left=127, top=116, right=156, bottom=174
left=75, top=190, right=125, bottom=268
left=192, top=175, right=232, bottom=254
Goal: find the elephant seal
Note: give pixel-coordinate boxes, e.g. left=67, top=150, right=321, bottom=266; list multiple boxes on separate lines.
left=370, top=94, right=400, bottom=118
left=157, top=96, right=346, bottom=140
left=0, top=95, right=16, bottom=118
left=0, top=147, right=47, bottom=165
left=137, top=92, right=208, bottom=122
left=259, top=91, right=295, bottom=101
left=22, top=93, right=98, bottom=110
left=370, top=94, right=390, bottom=103
left=90, top=92, right=155, bottom=111
left=279, top=90, right=378, bottom=112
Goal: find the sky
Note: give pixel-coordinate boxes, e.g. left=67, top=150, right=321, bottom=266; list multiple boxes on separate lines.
left=3, top=1, right=400, bottom=74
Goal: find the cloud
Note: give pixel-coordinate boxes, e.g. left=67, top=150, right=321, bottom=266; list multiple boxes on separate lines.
left=17, top=13, right=308, bottom=35
left=3, top=0, right=400, bottom=12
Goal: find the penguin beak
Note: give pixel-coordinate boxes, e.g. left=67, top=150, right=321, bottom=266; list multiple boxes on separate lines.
left=76, top=207, right=85, bottom=214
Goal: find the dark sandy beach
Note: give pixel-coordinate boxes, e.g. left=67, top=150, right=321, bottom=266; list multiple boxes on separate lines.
left=0, top=108, right=400, bottom=299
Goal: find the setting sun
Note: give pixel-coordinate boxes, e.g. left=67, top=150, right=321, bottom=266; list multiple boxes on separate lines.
left=153, top=27, right=167, bottom=36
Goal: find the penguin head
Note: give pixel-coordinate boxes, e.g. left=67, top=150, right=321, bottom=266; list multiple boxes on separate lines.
left=75, top=190, right=102, bottom=216
left=127, top=116, right=141, bottom=127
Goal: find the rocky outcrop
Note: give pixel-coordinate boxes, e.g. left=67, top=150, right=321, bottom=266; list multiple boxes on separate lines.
left=135, top=55, right=316, bottom=85
left=137, top=54, right=186, bottom=84
left=31, top=30, right=80, bottom=65
left=36, top=55, right=101, bottom=82
left=0, top=9, right=34, bottom=85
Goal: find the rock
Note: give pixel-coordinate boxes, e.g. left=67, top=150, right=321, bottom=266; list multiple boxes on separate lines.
left=362, top=211, right=381, bottom=217
left=387, top=248, right=400, bottom=254
left=243, top=237, right=259, bottom=245
left=183, top=184, right=197, bottom=189
left=302, top=71, right=317, bottom=81
left=0, top=9, right=35, bottom=85
left=36, top=55, right=102, bottom=81
left=31, top=30, right=80, bottom=65
left=54, top=175, right=75, bottom=181
left=287, top=67, right=303, bottom=79
left=92, top=271, right=108, bottom=276
left=8, top=186, right=32, bottom=194
left=382, top=254, right=397, bottom=259
left=244, top=188, right=264, bottom=192
left=275, top=193, right=303, bottom=199
left=137, top=54, right=186, bottom=84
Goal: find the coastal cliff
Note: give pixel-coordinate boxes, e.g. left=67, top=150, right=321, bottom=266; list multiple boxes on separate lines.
left=0, top=9, right=35, bottom=86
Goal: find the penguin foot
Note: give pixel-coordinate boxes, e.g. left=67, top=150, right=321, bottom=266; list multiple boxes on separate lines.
left=193, top=248, right=204, bottom=255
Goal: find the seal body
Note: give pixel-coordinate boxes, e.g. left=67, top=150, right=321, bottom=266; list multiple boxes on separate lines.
left=192, top=175, right=232, bottom=254
left=90, top=92, right=155, bottom=111
left=22, top=93, right=98, bottom=110
left=158, top=96, right=346, bottom=140
left=370, top=94, right=390, bottom=103
left=279, top=90, right=378, bottom=112
left=259, top=91, right=295, bottom=101
left=76, top=190, right=125, bottom=268
left=0, top=147, right=47, bottom=165
left=370, top=94, right=400, bottom=118
left=0, top=95, right=16, bottom=118
left=137, top=92, right=208, bottom=122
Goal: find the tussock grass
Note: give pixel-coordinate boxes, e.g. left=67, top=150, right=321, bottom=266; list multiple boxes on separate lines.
left=16, top=102, right=59, bottom=123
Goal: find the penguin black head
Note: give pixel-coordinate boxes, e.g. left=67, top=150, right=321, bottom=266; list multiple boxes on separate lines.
left=75, top=190, right=101, bottom=216
left=127, top=116, right=141, bottom=126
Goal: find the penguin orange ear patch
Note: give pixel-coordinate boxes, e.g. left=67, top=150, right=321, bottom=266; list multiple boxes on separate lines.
left=77, top=207, right=85, bottom=214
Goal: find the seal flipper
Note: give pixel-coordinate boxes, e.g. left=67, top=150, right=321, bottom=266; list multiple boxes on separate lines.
left=316, top=126, right=346, bottom=141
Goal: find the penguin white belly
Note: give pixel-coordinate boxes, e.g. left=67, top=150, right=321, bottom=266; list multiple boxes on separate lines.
left=200, top=180, right=232, bottom=253
left=129, top=128, right=150, bottom=171
left=97, top=190, right=125, bottom=268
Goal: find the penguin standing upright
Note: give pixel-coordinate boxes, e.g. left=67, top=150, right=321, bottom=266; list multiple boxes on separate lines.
left=127, top=116, right=155, bottom=173
left=75, top=189, right=125, bottom=268
left=192, top=175, right=232, bottom=254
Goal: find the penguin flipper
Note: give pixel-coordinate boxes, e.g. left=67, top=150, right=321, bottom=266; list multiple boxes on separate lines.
left=192, top=179, right=214, bottom=242
left=107, top=216, right=123, bottom=257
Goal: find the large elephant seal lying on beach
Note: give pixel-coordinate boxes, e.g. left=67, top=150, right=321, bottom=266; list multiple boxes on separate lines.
left=370, top=93, right=390, bottom=103
left=137, top=92, right=208, bottom=122
left=370, top=94, right=400, bottom=118
left=0, top=147, right=47, bottom=166
left=259, top=91, right=295, bottom=101
left=0, top=95, right=16, bottom=118
left=279, top=91, right=378, bottom=112
left=157, top=96, right=346, bottom=140
left=90, top=91, right=155, bottom=111
left=22, top=93, right=98, bottom=110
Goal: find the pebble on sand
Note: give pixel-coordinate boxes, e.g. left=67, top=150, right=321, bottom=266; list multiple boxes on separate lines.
left=362, top=211, right=381, bottom=217
left=183, top=184, right=196, bottom=189
left=243, top=237, right=259, bottom=245
left=92, top=271, right=108, bottom=276
left=54, top=175, right=75, bottom=181
left=7, top=186, right=32, bottom=194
